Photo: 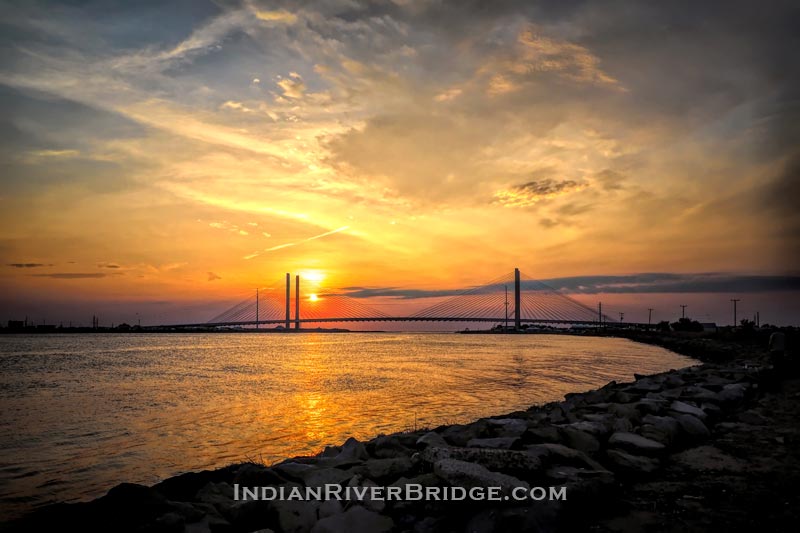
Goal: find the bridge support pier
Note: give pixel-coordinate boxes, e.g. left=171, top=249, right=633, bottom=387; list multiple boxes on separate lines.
left=285, top=273, right=290, bottom=329
left=295, top=274, right=300, bottom=329
left=514, top=268, right=521, bottom=330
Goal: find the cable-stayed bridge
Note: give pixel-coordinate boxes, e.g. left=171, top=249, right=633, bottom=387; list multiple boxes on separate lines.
left=161, top=269, right=619, bottom=329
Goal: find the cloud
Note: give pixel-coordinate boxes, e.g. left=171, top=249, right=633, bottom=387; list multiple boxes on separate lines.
left=220, top=101, right=251, bottom=113
left=32, top=273, right=110, bottom=279
left=97, top=262, right=121, bottom=269
left=276, top=74, right=306, bottom=100
left=434, top=87, right=462, bottom=102
left=207, top=272, right=221, bottom=281
left=7, top=263, right=52, bottom=268
left=26, top=149, right=80, bottom=159
left=254, top=9, right=298, bottom=25
left=493, top=179, right=586, bottom=207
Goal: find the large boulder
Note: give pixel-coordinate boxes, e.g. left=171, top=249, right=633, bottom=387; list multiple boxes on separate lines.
left=669, top=400, right=707, bottom=420
left=420, top=446, right=543, bottom=475
left=640, top=415, right=681, bottom=446
left=311, top=505, right=393, bottom=533
left=559, top=427, right=600, bottom=453
left=608, top=432, right=665, bottom=455
left=415, top=431, right=448, bottom=449
left=466, top=437, right=519, bottom=449
left=675, top=414, right=710, bottom=441
left=433, top=459, right=529, bottom=496
left=605, top=449, right=660, bottom=474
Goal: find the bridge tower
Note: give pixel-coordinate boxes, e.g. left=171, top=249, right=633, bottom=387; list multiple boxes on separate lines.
left=295, top=274, right=300, bottom=329
left=285, top=273, right=290, bottom=329
left=514, top=267, right=521, bottom=330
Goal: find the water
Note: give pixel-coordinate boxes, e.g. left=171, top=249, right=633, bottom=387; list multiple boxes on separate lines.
left=0, top=332, right=694, bottom=519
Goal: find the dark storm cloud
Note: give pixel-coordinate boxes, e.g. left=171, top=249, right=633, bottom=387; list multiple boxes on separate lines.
left=31, top=272, right=112, bottom=279
left=7, top=263, right=52, bottom=268
left=764, top=151, right=800, bottom=270
left=516, top=180, right=580, bottom=197
left=341, top=273, right=800, bottom=299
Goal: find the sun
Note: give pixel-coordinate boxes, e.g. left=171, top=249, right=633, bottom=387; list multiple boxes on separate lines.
left=309, top=294, right=319, bottom=302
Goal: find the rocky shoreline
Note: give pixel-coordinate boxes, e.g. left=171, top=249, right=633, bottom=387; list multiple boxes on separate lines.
left=4, top=332, right=799, bottom=532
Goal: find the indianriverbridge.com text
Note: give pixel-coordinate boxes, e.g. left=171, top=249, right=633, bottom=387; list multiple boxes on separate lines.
left=234, top=484, right=567, bottom=502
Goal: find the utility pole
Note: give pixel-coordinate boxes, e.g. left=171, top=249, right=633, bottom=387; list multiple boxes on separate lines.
left=598, top=302, right=603, bottom=329
left=619, top=312, right=625, bottom=323
left=731, top=298, right=740, bottom=327
left=648, top=308, right=653, bottom=329
left=756, top=311, right=760, bottom=328
left=255, top=288, right=259, bottom=329
left=680, top=305, right=687, bottom=319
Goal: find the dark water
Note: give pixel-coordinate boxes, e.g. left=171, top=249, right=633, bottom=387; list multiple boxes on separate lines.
left=0, top=332, right=694, bottom=519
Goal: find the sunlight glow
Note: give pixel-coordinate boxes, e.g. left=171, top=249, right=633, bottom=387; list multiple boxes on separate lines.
left=309, top=294, right=319, bottom=302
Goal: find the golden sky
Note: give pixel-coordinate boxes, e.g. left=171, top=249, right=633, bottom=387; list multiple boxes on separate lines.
left=0, top=0, right=798, bottom=325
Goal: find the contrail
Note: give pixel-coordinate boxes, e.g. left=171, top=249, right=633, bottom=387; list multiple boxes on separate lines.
left=244, top=226, right=349, bottom=259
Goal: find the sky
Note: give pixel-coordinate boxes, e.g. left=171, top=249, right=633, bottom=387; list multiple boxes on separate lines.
left=0, top=0, right=798, bottom=327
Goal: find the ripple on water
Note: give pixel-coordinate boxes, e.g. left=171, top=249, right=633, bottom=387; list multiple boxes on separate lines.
left=0, top=332, right=695, bottom=519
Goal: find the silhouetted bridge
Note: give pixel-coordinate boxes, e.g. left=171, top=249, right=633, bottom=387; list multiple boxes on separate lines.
left=161, top=269, right=620, bottom=330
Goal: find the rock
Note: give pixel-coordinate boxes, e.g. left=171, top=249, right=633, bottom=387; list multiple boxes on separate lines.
left=545, top=465, right=613, bottom=483
left=612, top=417, right=634, bottom=433
left=153, top=467, right=237, bottom=502
left=613, top=391, right=636, bottom=403
left=605, top=449, right=660, bottom=474
left=560, top=427, right=600, bottom=453
left=669, top=400, right=707, bottom=420
left=391, top=472, right=441, bottom=490
left=371, top=435, right=410, bottom=459
left=184, top=513, right=233, bottom=533
left=488, top=418, right=528, bottom=437
left=233, top=463, right=286, bottom=487
left=359, top=478, right=386, bottom=513
left=362, top=457, right=413, bottom=481
left=523, top=426, right=561, bottom=444
left=334, top=437, right=369, bottom=463
left=634, top=398, right=667, bottom=415
left=433, top=459, right=529, bottom=496
left=566, top=420, right=611, bottom=437
left=640, top=415, right=681, bottom=446
left=319, top=445, right=341, bottom=458
left=671, top=445, right=746, bottom=472
left=166, top=501, right=206, bottom=523
left=440, top=421, right=487, bottom=446
left=154, top=512, right=185, bottom=532
left=269, top=500, right=319, bottom=533
left=717, top=383, right=748, bottom=404
left=227, top=499, right=272, bottom=531
left=675, top=414, right=710, bottom=440
left=415, top=431, right=448, bottom=449
left=608, top=432, right=665, bottom=454
left=738, top=410, right=770, bottom=425
left=525, top=443, right=607, bottom=471
left=681, top=386, right=719, bottom=403
left=104, top=482, right=169, bottom=509
left=302, top=467, right=353, bottom=488
left=466, top=437, right=519, bottom=449
left=195, top=482, right=234, bottom=509
left=273, top=462, right=316, bottom=482
left=664, top=374, right=685, bottom=388
left=608, top=403, right=641, bottom=424
left=311, top=505, right=393, bottom=533
left=319, top=498, right=343, bottom=519
left=420, top=446, right=543, bottom=475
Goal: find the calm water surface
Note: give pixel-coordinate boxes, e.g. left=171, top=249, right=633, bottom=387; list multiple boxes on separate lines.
left=0, top=332, right=695, bottom=518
